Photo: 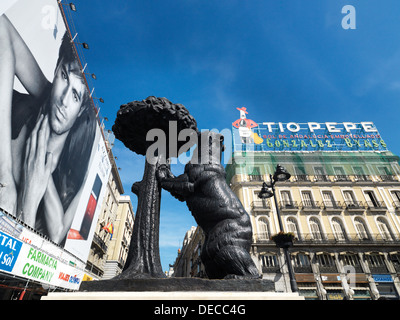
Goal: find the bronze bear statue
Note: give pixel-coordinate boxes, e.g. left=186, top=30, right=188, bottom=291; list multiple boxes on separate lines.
left=157, top=131, right=260, bottom=279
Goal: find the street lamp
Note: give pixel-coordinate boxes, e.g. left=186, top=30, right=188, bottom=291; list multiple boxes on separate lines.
left=258, top=164, right=298, bottom=292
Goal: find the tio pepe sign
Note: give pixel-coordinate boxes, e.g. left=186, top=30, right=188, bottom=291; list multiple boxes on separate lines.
left=232, top=109, right=387, bottom=152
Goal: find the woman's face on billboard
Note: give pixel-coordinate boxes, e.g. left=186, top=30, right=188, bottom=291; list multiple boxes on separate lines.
left=49, top=59, right=86, bottom=135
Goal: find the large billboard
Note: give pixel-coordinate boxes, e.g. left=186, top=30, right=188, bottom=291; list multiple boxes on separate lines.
left=0, top=210, right=86, bottom=290
left=0, top=0, right=111, bottom=287
left=232, top=108, right=388, bottom=153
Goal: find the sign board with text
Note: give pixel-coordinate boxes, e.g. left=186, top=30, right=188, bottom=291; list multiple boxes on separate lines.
left=232, top=116, right=387, bottom=153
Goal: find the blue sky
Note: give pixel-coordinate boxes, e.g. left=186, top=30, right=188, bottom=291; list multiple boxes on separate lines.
left=71, top=0, right=400, bottom=272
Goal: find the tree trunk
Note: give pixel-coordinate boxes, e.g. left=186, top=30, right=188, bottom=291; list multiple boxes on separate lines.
left=116, top=155, right=165, bottom=279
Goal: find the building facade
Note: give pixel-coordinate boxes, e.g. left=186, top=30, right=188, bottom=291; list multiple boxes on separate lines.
left=172, top=120, right=400, bottom=300
left=172, top=226, right=206, bottom=278
left=224, top=120, right=400, bottom=300
left=102, top=195, right=135, bottom=279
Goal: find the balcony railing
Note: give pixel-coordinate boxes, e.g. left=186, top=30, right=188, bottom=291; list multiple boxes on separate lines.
left=314, top=175, right=330, bottom=182
left=380, top=175, right=397, bottom=182
left=93, top=233, right=108, bottom=253
left=354, top=174, right=371, bottom=182
left=301, top=200, right=321, bottom=210
left=323, top=201, right=344, bottom=210
left=254, top=233, right=397, bottom=245
left=279, top=201, right=299, bottom=211
left=334, top=175, right=351, bottom=182
left=393, top=201, right=400, bottom=210
left=248, top=174, right=263, bottom=182
left=366, top=201, right=387, bottom=210
left=295, top=233, right=397, bottom=245
left=251, top=200, right=271, bottom=211
left=345, top=201, right=365, bottom=211
left=295, top=175, right=310, bottom=182
left=282, top=174, right=400, bottom=184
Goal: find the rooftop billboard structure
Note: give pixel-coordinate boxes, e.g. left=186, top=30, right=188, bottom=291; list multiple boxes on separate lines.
left=232, top=108, right=388, bottom=153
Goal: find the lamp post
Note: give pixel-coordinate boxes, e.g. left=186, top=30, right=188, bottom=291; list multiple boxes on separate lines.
left=258, top=164, right=298, bottom=293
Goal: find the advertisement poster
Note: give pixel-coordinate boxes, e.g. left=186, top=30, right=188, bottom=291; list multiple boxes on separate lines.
left=0, top=210, right=86, bottom=290
left=232, top=109, right=387, bottom=153
left=0, top=0, right=111, bottom=278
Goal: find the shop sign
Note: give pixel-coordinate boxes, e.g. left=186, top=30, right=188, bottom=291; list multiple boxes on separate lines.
left=232, top=109, right=388, bottom=152
left=372, top=274, right=393, bottom=283
left=0, top=230, right=23, bottom=272
left=327, top=292, right=345, bottom=300
left=321, top=274, right=341, bottom=282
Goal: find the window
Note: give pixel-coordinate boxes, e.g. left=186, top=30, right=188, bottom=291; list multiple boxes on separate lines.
left=260, top=254, right=280, bottom=273
left=331, top=218, right=346, bottom=241
left=294, top=253, right=311, bottom=268
left=343, top=190, right=357, bottom=206
left=287, top=217, right=299, bottom=239
left=390, top=191, right=400, bottom=208
left=341, top=254, right=362, bottom=272
left=249, top=167, right=262, bottom=181
left=309, top=217, right=323, bottom=240
left=366, top=253, right=388, bottom=273
left=377, top=217, right=393, bottom=241
left=353, top=166, right=364, bottom=175
left=295, top=166, right=306, bottom=175
left=281, top=190, right=294, bottom=207
left=314, top=167, right=329, bottom=181
left=302, top=191, right=316, bottom=208
left=316, top=253, right=337, bottom=272
left=258, top=218, right=270, bottom=240
left=253, top=191, right=269, bottom=209
left=295, top=167, right=308, bottom=181
left=354, top=218, right=369, bottom=240
left=334, top=167, right=349, bottom=181
left=353, top=167, right=369, bottom=181
left=261, top=254, right=279, bottom=268
left=334, top=167, right=345, bottom=175
left=293, top=253, right=312, bottom=273
left=378, top=167, right=391, bottom=175
left=390, top=253, right=400, bottom=272
left=322, top=191, right=337, bottom=208
left=364, top=191, right=379, bottom=208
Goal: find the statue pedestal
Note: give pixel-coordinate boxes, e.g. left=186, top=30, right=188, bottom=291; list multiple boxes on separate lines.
left=43, top=290, right=303, bottom=300
left=42, top=278, right=304, bottom=300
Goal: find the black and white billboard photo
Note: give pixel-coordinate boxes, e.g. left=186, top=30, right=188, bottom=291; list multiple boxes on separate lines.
left=0, top=0, right=110, bottom=263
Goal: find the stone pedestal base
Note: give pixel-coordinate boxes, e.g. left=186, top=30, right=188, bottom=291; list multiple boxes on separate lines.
left=43, top=291, right=303, bottom=300
left=79, top=277, right=275, bottom=292
left=42, top=278, right=304, bottom=300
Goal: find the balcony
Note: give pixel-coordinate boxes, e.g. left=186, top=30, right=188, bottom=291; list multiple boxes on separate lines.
left=300, top=200, right=321, bottom=213
left=323, top=201, right=344, bottom=214
left=366, top=201, right=387, bottom=214
left=254, top=233, right=273, bottom=243
left=295, top=233, right=397, bottom=245
left=248, top=174, right=263, bottom=182
left=294, top=175, right=311, bottom=182
left=393, top=201, right=400, bottom=210
left=334, top=175, right=351, bottom=182
left=279, top=201, right=299, bottom=213
left=345, top=201, right=366, bottom=214
left=313, top=175, right=331, bottom=182
left=92, top=233, right=108, bottom=256
left=380, top=175, right=397, bottom=182
left=251, top=200, right=271, bottom=214
left=353, top=175, right=372, bottom=182
left=368, top=265, right=389, bottom=274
